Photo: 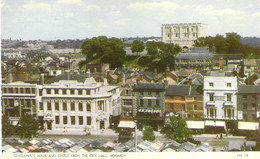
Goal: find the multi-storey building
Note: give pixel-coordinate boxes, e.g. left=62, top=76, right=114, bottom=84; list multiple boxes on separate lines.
left=203, top=76, right=238, bottom=133
left=132, top=82, right=166, bottom=131
left=2, top=82, right=38, bottom=125
left=165, top=85, right=204, bottom=120
left=237, top=85, right=260, bottom=122
left=121, top=83, right=134, bottom=117
left=1, top=75, right=121, bottom=132
left=175, top=52, right=213, bottom=70
left=161, top=23, right=208, bottom=48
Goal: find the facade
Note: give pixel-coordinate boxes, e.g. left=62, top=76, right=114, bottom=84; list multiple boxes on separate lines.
left=37, top=77, right=121, bottom=131
left=165, top=85, right=204, bottom=120
left=1, top=76, right=121, bottom=132
left=2, top=82, right=38, bottom=125
left=161, top=23, right=208, bottom=48
left=121, top=83, right=134, bottom=117
left=237, top=85, right=260, bottom=122
left=175, top=52, right=213, bottom=70
left=132, top=82, right=166, bottom=130
left=203, top=76, right=238, bottom=133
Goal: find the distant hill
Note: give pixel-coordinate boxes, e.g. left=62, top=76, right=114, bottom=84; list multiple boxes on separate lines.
left=241, top=37, right=260, bottom=47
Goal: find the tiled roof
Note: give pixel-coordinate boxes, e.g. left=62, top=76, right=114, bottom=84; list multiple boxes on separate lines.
left=175, top=53, right=213, bottom=59
left=133, top=83, right=165, bottom=91
left=238, top=85, right=260, bottom=94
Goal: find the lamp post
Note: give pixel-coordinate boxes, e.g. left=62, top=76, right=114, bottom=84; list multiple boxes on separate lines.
left=135, top=119, right=137, bottom=152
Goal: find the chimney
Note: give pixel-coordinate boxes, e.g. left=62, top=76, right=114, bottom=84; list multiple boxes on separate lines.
left=40, top=74, right=44, bottom=84
left=163, top=79, right=168, bottom=87
left=219, top=56, right=224, bottom=70
left=122, top=73, right=126, bottom=85
left=86, top=69, right=91, bottom=78
left=188, top=78, right=192, bottom=86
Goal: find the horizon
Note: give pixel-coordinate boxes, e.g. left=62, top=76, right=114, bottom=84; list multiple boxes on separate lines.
left=2, top=0, right=260, bottom=41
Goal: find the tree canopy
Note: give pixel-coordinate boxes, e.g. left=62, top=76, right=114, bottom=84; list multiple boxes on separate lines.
left=137, top=41, right=181, bottom=73
left=81, top=36, right=126, bottom=69
left=131, top=40, right=145, bottom=53
left=2, top=115, right=15, bottom=139
left=164, top=116, right=192, bottom=142
left=17, top=115, right=40, bottom=139
left=143, top=126, right=155, bottom=142
left=194, top=32, right=258, bottom=58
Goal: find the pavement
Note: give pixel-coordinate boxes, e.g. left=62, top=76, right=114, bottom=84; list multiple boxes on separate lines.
left=42, top=128, right=164, bottom=137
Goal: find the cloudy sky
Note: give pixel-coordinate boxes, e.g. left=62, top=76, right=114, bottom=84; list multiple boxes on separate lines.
left=1, top=0, right=260, bottom=40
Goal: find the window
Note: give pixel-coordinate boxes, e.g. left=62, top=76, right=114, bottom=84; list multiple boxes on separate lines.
left=87, top=103, right=91, bottom=111
left=148, top=91, right=151, bottom=96
left=79, top=116, right=83, bottom=125
left=47, top=103, right=51, bottom=111
left=243, top=103, right=247, bottom=110
left=209, top=94, right=214, bottom=101
left=78, top=89, right=82, bottom=95
left=140, top=92, right=143, bottom=96
left=63, top=116, right=67, bottom=124
left=209, top=83, right=214, bottom=87
left=125, top=89, right=129, bottom=95
left=148, top=99, right=152, bottom=107
left=70, top=89, right=74, bottom=95
left=87, top=117, right=91, bottom=125
left=55, top=103, right=59, bottom=111
left=252, top=103, right=256, bottom=110
left=9, top=88, right=13, bottom=93
left=79, top=103, right=83, bottom=111
left=194, top=97, right=198, bottom=101
left=39, top=89, right=42, bottom=96
left=156, top=91, right=159, bottom=96
left=227, top=83, right=231, bottom=87
left=20, top=88, right=24, bottom=94
left=71, top=116, right=75, bottom=125
left=55, top=116, right=60, bottom=124
left=55, top=89, right=59, bottom=95
left=71, top=103, right=75, bottom=111
left=194, top=105, right=198, bottom=110
left=39, top=103, right=43, bottom=110
left=86, top=90, right=90, bottom=95
left=243, top=114, right=247, bottom=121
left=63, top=103, right=67, bottom=111
left=243, top=95, right=247, bottom=99
left=227, top=94, right=232, bottom=102
left=25, top=88, right=30, bottom=94
left=62, top=89, right=66, bottom=95
left=156, top=99, right=159, bottom=107
left=47, top=89, right=51, bottom=94
left=98, top=101, right=103, bottom=111
left=123, top=99, right=133, bottom=105
left=140, top=99, right=144, bottom=107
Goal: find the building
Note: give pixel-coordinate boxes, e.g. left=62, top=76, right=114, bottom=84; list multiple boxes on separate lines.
left=132, top=82, right=166, bottom=131
left=203, top=76, right=238, bottom=133
left=1, top=75, right=121, bottom=132
left=237, top=85, right=260, bottom=122
left=37, top=76, right=121, bottom=132
left=2, top=82, right=38, bottom=125
left=161, top=23, right=208, bottom=48
left=175, top=52, right=213, bottom=70
left=121, top=83, right=134, bottom=117
left=244, top=59, right=260, bottom=77
left=165, top=85, right=203, bottom=120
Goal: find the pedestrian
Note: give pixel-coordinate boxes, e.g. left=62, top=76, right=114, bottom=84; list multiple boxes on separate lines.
left=216, top=134, right=219, bottom=139
left=220, top=133, right=223, bottom=139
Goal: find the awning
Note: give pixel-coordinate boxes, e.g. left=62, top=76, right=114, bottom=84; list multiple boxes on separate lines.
left=186, top=121, right=205, bottom=129
left=215, top=121, right=225, bottom=127
left=205, top=120, right=215, bottom=126
left=118, top=121, right=135, bottom=128
left=238, top=122, right=259, bottom=130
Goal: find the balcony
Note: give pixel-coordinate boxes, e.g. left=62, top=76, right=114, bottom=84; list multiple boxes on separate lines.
left=223, top=101, right=233, bottom=106
left=206, top=101, right=215, bottom=106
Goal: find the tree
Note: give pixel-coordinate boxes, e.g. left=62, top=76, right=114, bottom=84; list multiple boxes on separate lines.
left=17, top=115, right=40, bottom=139
left=226, top=32, right=243, bottom=54
left=143, top=126, right=155, bottom=142
left=164, top=116, right=192, bottom=142
left=131, top=40, right=145, bottom=53
left=2, top=115, right=15, bottom=140
left=81, top=36, right=126, bottom=69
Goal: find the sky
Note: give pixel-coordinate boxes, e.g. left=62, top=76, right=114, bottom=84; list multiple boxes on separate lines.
left=1, top=0, right=260, bottom=40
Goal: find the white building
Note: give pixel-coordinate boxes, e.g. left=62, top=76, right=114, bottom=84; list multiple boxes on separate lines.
left=37, top=77, right=121, bottom=132
left=161, top=23, right=208, bottom=48
left=203, top=76, right=238, bottom=121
